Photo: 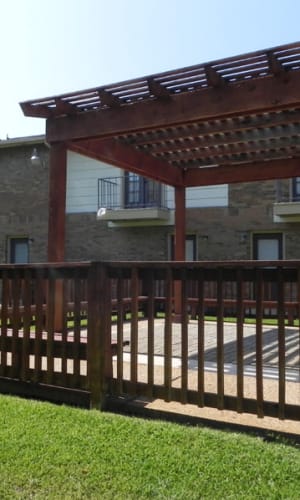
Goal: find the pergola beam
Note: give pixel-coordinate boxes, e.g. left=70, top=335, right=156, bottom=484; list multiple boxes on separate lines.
left=184, top=158, right=300, bottom=187
left=46, top=71, right=300, bottom=143
left=128, top=109, right=300, bottom=147
left=68, top=138, right=184, bottom=187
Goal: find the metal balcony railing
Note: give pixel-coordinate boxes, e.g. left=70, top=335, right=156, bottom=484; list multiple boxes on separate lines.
left=275, top=179, right=300, bottom=203
left=98, top=176, right=168, bottom=210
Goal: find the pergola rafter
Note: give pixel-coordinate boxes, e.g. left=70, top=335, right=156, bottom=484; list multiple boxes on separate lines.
left=20, top=41, right=300, bottom=271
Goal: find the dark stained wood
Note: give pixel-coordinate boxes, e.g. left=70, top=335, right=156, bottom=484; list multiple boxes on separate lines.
left=46, top=275, right=55, bottom=385
left=165, top=136, right=300, bottom=162
left=236, top=268, right=244, bottom=413
left=110, top=380, right=300, bottom=421
left=98, top=89, right=120, bottom=107
left=73, top=270, right=82, bottom=386
left=129, top=109, right=300, bottom=147
left=130, top=267, right=139, bottom=388
left=46, top=70, right=300, bottom=143
left=267, top=52, right=284, bottom=75
left=146, top=270, right=155, bottom=395
left=87, top=263, right=105, bottom=409
left=164, top=267, right=172, bottom=402
left=277, top=267, right=286, bottom=419
left=116, top=276, right=124, bottom=395
left=61, top=278, right=69, bottom=385
left=48, top=143, right=67, bottom=262
left=11, top=271, right=21, bottom=379
left=204, top=65, right=225, bottom=87
left=216, top=268, right=224, bottom=410
left=147, top=78, right=171, bottom=98
left=255, top=268, right=264, bottom=417
left=21, top=270, right=32, bottom=382
left=184, top=158, right=300, bottom=187
left=55, top=98, right=77, bottom=115
left=0, top=261, right=299, bottom=421
left=0, top=271, right=9, bottom=376
left=68, top=138, right=183, bottom=187
left=33, top=271, right=44, bottom=382
left=22, top=43, right=300, bottom=117
left=197, top=269, right=205, bottom=407
left=181, top=270, right=188, bottom=404
left=174, top=187, right=186, bottom=319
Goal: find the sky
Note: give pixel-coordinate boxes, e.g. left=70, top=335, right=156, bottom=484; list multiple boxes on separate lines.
left=1, top=0, right=300, bottom=139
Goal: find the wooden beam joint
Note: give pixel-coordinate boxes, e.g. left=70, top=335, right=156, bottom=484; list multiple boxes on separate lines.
left=148, top=78, right=171, bottom=99
left=99, top=89, right=120, bottom=107
left=267, top=51, right=285, bottom=76
left=55, top=98, right=77, bottom=116
left=204, top=65, right=225, bottom=87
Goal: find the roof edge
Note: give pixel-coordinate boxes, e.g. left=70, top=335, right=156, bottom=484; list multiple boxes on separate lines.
left=0, top=134, right=46, bottom=149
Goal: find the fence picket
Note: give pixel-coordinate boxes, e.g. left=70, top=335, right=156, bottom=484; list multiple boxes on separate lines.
left=181, top=269, right=188, bottom=404
left=236, top=268, right=244, bottom=412
left=217, top=268, right=224, bottom=410
left=256, top=268, right=264, bottom=417
left=197, top=269, right=205, bottom=407
left=278, top=267, right=286, bottom=419
left=164, top=267, right=172, bottom=402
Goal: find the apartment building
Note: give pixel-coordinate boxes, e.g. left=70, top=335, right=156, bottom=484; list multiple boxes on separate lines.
left=1, top=135, right=299, bottom=264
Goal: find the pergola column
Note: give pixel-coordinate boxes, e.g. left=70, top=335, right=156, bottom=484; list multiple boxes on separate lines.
left=48, top=143, right=67, bottom=262
left=174, top=186, right=186, bottom=321
left=47, top=143, right=67, bottom=332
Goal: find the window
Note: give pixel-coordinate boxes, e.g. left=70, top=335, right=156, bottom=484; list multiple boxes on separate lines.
left=292, top=178, right=300, bottom=201
left=253, top=233, right=283, bottom=261
left=124, top=173, right=162, bottom=208
left=9, top=238, right=29, bottom=263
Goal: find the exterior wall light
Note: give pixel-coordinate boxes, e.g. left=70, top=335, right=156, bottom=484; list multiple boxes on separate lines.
left=30, top=148, right=42, bottom=166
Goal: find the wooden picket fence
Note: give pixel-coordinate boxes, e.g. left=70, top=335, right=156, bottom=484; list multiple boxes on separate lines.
left=0, top=261, right=299, bottom=420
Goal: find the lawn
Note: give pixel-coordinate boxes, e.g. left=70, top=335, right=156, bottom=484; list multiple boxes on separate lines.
left=0, top=395, right=299, bottom=499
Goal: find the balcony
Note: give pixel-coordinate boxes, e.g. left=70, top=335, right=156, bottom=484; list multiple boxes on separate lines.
left=273, top=179, right=300, bottom=222
left=97, top=175, right=172, bottom=225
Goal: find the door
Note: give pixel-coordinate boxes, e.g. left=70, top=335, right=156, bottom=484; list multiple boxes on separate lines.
left=253, top=233, right=283, bottom=303
left=124, top=172, right=161, bottom=208
left=170, top=234, right=197, bottom=261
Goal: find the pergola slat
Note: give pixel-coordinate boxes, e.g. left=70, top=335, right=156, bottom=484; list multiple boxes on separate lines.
left=19, top=41, right=300, bottom=268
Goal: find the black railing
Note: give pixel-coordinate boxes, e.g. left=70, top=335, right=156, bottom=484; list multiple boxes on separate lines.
left=98, top=176, right=167, bottom=210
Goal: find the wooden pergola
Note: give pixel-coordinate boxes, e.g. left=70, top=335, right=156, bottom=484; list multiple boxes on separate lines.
left=21, top=41, right=300, bottom=264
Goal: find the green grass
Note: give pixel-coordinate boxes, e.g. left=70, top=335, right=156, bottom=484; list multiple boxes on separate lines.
left=0, top=395, right=299, bottom=499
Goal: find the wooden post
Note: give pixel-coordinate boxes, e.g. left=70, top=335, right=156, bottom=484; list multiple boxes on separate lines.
left=87, top=262, right=110, bottom=409
left=48, top=143, right=67, bottom=262
left=174, top=186, right=186, bottom=322
left=47, top=143, right=67, bottom=332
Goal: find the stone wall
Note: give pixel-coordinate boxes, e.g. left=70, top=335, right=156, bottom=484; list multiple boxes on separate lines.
left=0, top=142, right=49, bottom=263
left=65, top=214, right=168, bottom=261
left=185, top=179, right=300, bottom=260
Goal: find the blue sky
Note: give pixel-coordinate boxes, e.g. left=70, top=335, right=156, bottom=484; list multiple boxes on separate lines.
left=1, top=0, right=300, bottom=139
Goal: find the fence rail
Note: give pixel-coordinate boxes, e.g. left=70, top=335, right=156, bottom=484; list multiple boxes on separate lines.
left=0, top=260, right=299, bottom=420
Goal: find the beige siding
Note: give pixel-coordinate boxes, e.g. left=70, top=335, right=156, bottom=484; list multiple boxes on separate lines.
left=66, top=151, right=121, bottom=213
left=66, top=151, right=228, bottom=213
left=166, top=185, right=228, bottom=208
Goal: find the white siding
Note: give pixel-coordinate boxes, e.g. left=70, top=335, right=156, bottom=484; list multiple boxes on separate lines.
left=66, top=151, right=121, bottom=213
left=166, top=185, right=228, bottom=209
left=66, top=151, right=228, bottom=213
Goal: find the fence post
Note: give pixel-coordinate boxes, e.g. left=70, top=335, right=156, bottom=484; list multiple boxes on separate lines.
left=87, top=262, right=111, bottom=409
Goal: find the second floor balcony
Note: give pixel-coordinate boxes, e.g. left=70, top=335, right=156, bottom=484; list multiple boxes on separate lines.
left=274, top=178, right=300, bottom=222
left=97, top=174, right=171, bottom=224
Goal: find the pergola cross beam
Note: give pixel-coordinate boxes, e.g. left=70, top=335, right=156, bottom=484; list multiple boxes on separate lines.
left=20, top=41, right=300, bottom=267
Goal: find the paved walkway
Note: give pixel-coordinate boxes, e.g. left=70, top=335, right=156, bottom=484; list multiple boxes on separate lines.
left=111, top=319, right=300, bottom=379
